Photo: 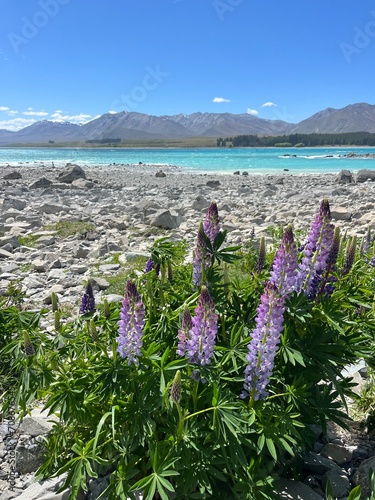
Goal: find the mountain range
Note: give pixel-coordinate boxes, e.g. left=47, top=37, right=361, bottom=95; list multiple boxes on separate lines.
left=1, top=103, right=375, bottom=145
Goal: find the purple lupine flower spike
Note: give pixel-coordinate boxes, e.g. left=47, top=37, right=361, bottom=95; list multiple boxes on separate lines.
left=193, top=222, right=208, bottom=287
left=203, top=201, right=220, bottom=244
left=80, top=280, right=95, bottom=314
left=244, top=282, right=285, bottom=401
left=317, top=226, right=341, bottom=298
left=144, top=257, right=154, bottom=274
left=117, top=280, right=145, bottom=366
left=186, top=287, right=218, bottom=366
left=255, top=237, right=266, bottom=274
left=269, top=225, right=298, bottom=297
left=177, top=306, right=193, bottom=357
left=296, top=199, right=334, bottom=298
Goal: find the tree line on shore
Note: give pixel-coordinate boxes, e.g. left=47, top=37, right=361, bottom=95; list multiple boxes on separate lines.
left=217, top=131, right=375, bottom=147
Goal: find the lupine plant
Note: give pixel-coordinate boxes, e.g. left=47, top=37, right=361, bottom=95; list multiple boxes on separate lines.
left=1, top=200, right=375, bottom=499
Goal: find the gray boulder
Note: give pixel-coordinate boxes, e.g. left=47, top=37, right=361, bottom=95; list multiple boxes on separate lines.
left=71, top=178, right=94, bottom=189
left=273, top=478, right=322, bottom=499
left=57, top=164, right=86, bottom=183
left=91, top=277, right=110, bottom=290
left=29, top=177, right=53, bottom=189
left=320, top=443, right=352, bottom=465
left=0, top=235, right=20, bottom=250
left=38, top=203, right=70, bottom=214
left=0, top=248, right=13, bottom=259
left=330, top=207, right=352, bottom=221
left=15, top=438, right=44, bottom=474
left=357, top=169, right=375, bottom=182
left=206, top=180, right=221, bottom=188
left=321, top=469, right=350, bottom=498
left=12, top=476, right=70, bottom=500
left=2, top=198, right=27, bottom=212
left=303, top=451, right=342, bottom=475
left=3, top=170, right=22, bottom=180
left=353, top=456, right=375, bottom=498
left=150, top=209, right=182, bottom=229
left=336, top=169, right=353, bottom=184
left=19, top=408, right=54, bottom=437
left=192, top=195, right=209, bottom=211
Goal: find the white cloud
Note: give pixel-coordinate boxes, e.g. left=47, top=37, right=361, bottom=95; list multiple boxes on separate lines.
left=261, top=102, right=277, bottom=108
left=213, top=97, right=231, bottom=103
left=247, top=108, right=259, bottom=115
left=50, top=111, right=92, bottom=124
left=0, top=117, right=37, bottom=131
left=0, top=106, right=10, bottom=111
left=108, top=110, right=118, bottom=114
left=8, top=110, right=19, bottom=116
left=22, top=110, right=49, bottom=116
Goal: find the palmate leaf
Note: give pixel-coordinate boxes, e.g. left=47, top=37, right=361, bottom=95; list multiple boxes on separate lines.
left=279, top=345, right=306, bottom=367
left=129, top=449, right=179, bottom=500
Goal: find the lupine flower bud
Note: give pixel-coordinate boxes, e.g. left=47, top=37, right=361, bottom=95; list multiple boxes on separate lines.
left=103, top=298, right=110, bottom=319
left=51, top=291, right=59, bottom=312
left=203, top=202, right=220, bottom=244
left=80, top=280, right=95, bottom=314
left=250, top=226, right=255, bottom=241
left=193, top=223, right=209, bottom=287
left=23, top=330, right=35, bottom=356
left=170, top=370, right=182, bottom=404
left=244, top=283, right=284, bottom=401
left=342, top=236, right=357, bottom=275
left=54, top=310, right=61, bottom=332
left=90, top=319, right=99, bottom=342
left=363, top=226, right=372, bottom=254
left=177, top=306, right=193, bottom=357
left=167, top=261, right=173, bottom=282
left=186, top=287, right=218, bottom=366
left=326, top=227, right=340, bottom=270
left=269, top=225, right=298, bottom=297
left=255, top=237, right=266, bottom=273
left=117, top=280, right=145, bottom=366
left=359, top=237, right=365, bottom=256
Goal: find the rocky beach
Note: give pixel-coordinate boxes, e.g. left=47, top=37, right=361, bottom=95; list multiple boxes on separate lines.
left=2, top=162, right=375, bottom=499
left=1, top=162, right=375, bottom=313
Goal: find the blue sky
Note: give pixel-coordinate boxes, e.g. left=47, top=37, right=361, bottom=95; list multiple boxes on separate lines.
left=1, top=0, right=375, bottom=131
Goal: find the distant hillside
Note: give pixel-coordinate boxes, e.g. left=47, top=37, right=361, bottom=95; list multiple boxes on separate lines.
left=0, top=103, right=375, bottom=146
left=81, top=112, right=194, bottom=140
left=163, top=112, right=291, bottom=136
left=289, top=103, right=375, bottom=134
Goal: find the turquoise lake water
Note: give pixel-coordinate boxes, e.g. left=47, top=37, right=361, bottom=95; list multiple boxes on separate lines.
left=0, top=147, right=374, bottom=175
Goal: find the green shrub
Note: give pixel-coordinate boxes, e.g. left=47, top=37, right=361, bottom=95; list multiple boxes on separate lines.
left=1, top=203, right=375, bottom=499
